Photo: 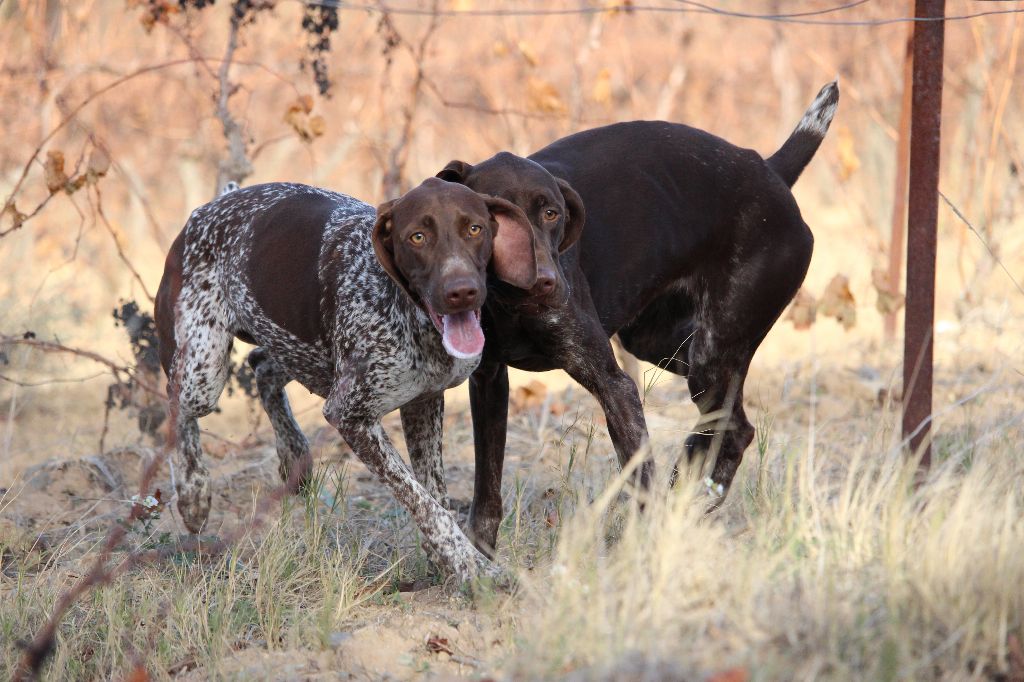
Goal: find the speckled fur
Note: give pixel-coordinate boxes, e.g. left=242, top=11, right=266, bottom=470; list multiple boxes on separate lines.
left=159, top=182, right=501, bottom=583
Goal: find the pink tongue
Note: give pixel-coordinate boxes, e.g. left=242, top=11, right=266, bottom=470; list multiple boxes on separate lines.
left=441, top=311, right=485, bottom=359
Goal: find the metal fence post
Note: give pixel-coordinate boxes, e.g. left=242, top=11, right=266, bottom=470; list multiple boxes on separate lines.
left=903, top=0, right=946, bottom=467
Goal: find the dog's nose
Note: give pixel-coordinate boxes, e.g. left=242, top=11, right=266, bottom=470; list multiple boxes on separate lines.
left=534, top=269, right=556, bottom=296
left=444, top=279, right=480, bottom=307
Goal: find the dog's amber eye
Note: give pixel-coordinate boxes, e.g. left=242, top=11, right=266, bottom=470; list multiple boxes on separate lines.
left=409, top=232, right=425, bottom=245
left=468, top=224, right=483, bottom=236
left=544, top=209, right=559, bottom=221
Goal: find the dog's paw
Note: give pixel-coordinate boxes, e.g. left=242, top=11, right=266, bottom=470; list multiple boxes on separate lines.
left=176, top=475, right=212, bottom=534
left=466, top=556, right=517, bottom=595
left=466, top=517, right=500, bottom=561
left=280, top=452, right=314, bottom=493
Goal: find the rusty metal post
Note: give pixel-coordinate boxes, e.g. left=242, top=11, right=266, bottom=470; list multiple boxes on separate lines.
left=903, top=0, right=945, bottom=467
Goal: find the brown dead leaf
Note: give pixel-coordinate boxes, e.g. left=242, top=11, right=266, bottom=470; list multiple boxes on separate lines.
left=527, top=77, right=567, bottom=115
left=603, top=0, right=635, bottom=16
left=836, top=125, right=860, bottom=181
left=122, top=663, right=151, bottom=682
left=787, top=287, right=817, bottom=330
left=285, top=100, right=306, bottom=128
left=706, top=667, right=749, bottom=682
left=818, top=274, right=857, bottom=330
left=871, top=266, right=904, bottom=315
left=87, top=147, right=111, bottom=182
left=2, top=201, right=27, bottom=232
left=591, top=68, right=612, bottom=106
left=511, top=379, right=547, bottom=413
left=44, top=150, right=68, bottom=193
left=284, top=97, right=323, bottom=142
left=134, top=0, right=179, bottom=32
left=426, top=636, right=454, bottom=655
left=516, top=40, right=539, bottom=68
left=308, top=115, right=326, bottom=138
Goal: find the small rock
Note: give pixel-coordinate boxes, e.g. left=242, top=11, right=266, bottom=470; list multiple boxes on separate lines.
left=328, top=631, right=352, bottom=648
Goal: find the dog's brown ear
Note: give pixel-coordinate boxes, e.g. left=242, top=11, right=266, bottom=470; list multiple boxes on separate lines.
left=372, top=198, right=416, bottom=300
left=484, top=196, right=537, bottom=290
left=436, top=160, right=473, bottom=184
left=555, top=178, right=585, bottom=253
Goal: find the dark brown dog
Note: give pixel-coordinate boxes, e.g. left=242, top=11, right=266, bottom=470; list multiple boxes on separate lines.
left=439, top=82, right=839, bottom=555
left=155, top=178, right=535, bottom=581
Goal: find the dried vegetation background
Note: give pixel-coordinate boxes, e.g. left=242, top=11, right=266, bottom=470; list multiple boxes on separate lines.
left=1, top=0, right=1023, bottom=680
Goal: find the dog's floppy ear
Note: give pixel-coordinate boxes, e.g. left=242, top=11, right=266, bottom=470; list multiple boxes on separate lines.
left=372, top=198, right=416, bottom=301
left=555, top=177, right=585, bottom=253
left=484, top=196, right=537, bottom=290
left=436, top=160, right=473, bottom=184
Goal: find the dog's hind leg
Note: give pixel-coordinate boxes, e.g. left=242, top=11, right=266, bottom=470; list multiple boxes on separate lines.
left=169, top=281, right=235, bottom=534
left=400, top=393, right=449, bottom=509
left=678, top=213, right=813, bottom=498
left=247, top=347, right=313, bottom=490
left=561, top=308, right=654, bottom=491
left=676, top=330, right=757, bottom=496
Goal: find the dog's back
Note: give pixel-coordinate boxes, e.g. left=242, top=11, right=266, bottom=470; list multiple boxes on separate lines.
left=530, top=119, right=803, bottom=334
left=155, top=183, right=378, bottom=397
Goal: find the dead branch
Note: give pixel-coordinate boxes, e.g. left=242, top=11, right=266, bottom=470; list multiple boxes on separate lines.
left=0, top=58, right=202, bottom=239
left=0, top=52, right=293, bottom=240
left=0, top=335, right=165, bottom=400
left=89, top=185, right=155, bottom=303
left=939, top=192, right=1024, bottom=299
left=380, top=0, right=441, bottom=198
left=420, top=75, right=575, bottom=122
left=0, top=372, right=108, bottom=388
left=213, top=11, right=253, bottom=195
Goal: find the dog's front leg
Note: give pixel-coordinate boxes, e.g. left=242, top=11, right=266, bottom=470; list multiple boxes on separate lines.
left=325, top=393, right=501, bottom=584
left=399, top=393, right=449, bottom=509
left=563, top=317, right=654, bottom=490
left=466, top=359, right=510, bottom=558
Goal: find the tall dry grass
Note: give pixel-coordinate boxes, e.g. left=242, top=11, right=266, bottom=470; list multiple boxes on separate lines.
left=1, top=358, right=1022, bottom=679
left=511, top=392, right=1024, bottom=680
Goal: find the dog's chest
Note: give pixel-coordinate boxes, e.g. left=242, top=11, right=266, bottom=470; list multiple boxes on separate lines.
left=359, top=312, right=480, bottom=414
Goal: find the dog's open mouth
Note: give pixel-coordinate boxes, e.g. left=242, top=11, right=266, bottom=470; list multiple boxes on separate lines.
left=426, top=306, right=484, bottom=359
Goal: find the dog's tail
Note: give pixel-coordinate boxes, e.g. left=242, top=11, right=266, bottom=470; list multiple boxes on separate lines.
left=766, top=80, right=839, bottom=188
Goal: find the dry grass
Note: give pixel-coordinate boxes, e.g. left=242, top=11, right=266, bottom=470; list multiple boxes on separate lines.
left=2, top=350, right=1022, bottom=680
left=515, top=410, right=1024, bottom=680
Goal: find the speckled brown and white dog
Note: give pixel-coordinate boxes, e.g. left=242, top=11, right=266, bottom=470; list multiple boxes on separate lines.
left=154, top=178, right=536, bottom=582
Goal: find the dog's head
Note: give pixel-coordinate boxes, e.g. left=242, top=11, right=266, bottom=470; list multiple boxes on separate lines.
left=436, top=152, right=584, bottom=306
left=373, top=177, right=536, bottom=358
